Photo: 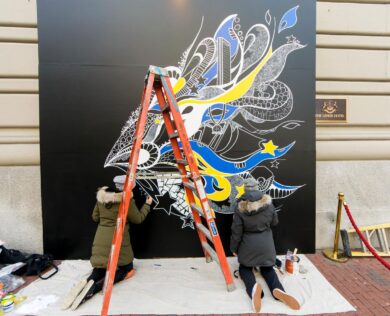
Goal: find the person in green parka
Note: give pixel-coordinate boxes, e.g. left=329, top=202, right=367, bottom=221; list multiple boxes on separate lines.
left=61, top=186, right=152, bottom=310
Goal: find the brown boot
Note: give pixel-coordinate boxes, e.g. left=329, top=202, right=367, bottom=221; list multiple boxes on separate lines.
left=124, top=269, right=135, bottom=280
left=273, top=288, right=300, bottom=310
left=251, top=283, right=262, bottom=313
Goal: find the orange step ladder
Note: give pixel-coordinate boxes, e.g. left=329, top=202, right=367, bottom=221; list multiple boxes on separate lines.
left=101, top=65, right=235, bottom=316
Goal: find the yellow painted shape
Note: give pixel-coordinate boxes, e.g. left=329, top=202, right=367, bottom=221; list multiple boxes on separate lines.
left=154, top=118, right=161, bottom=123
left=173, top=77, right=186, bottom=94
left=194, top=152, right=231, bottom=177
left=193, top=152, right=232, bottom=201
left=261, top=140, right=278, bottom=156
left=235, top=185, right=245, bottom=199
left=178, top=48, right=273, bottom=107
left=206, top=177, right=231, bottom=201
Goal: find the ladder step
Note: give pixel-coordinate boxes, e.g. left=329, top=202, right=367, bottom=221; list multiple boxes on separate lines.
left=190, top=203, right=204, bottom=217
left=161, top=103, right=170, bottom=112
left=176, top=159, right=188, bottom=165
left=183, top=181, right=196, bottom=191
left=196, top=223, right=212, bottom=242
left=183, top=181, right=199, bottom=199
left=169, top=131, right=179, bottom=139
left=201, top=242, right=219, bottom=264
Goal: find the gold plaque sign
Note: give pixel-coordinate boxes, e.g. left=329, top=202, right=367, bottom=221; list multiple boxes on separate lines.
left=315, top=98, right=347, bottom=122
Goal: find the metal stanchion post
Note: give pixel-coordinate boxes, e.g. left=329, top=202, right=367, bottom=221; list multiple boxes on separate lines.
left=323, top=192, right=349, bottom=262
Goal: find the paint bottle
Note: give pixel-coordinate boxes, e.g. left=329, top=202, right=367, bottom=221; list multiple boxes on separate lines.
left=0, top=282, right=5, bottom=300
left=285, top=249, right=293, bottom=274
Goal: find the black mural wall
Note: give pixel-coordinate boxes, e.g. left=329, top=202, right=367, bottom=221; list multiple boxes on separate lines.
left=37, top=0, right=316, bottom=259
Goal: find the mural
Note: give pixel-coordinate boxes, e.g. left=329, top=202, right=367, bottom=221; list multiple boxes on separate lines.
left=38, top=0, right=315, bottom=258
left=105, top=7, right=306, bottom=229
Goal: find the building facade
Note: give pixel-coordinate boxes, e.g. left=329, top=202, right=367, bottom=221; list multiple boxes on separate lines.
left=0, top=0, right=389, bottom=253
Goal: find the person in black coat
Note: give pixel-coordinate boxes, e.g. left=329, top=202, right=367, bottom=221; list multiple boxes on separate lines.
left=230, top=178, right=300, bottom=312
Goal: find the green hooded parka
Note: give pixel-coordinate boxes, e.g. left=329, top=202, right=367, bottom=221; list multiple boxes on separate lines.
left=90, top=187, right=151, bottom=268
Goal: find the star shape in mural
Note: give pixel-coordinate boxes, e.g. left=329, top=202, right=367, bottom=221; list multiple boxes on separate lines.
left=197, top=76, right=206, bottom=85
left=154, top=191, right=176, bottom=215
left=180, top=214, right=194, bottom=229
left=286, top=35, right=296, bottom=43
left=190, top=84, right=198, bottom=94
left=235, top=185, right=245, bottom=199
left=270, top=160, right=280, bottom=169
left=261, top=140, right=279, bottom=156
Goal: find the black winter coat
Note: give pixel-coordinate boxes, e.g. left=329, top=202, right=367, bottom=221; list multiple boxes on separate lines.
left=230, top=194, right=278, bottom=267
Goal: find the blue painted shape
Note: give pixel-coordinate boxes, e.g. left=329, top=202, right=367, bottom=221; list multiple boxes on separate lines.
left=278, top=6, right=299, bottom=33
left=200, top=63, right=217, bottom=87
left=151, top=103, right=160, bottom=111
left=201, top=103, right=238, bottom=123
left=160, top=143, right=174, bottom=155
left=160, top=140, right=295, bottom=175
left=214, top=14, right=239, bottom=57
left=203, top=175, right=216, bottom=194
left=271, top=180, right=301, bottom=190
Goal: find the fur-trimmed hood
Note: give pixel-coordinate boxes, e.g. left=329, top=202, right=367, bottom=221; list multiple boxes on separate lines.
left=96, top=186, right=123, bottom=204
left=238, top=194, right=272, bottom=214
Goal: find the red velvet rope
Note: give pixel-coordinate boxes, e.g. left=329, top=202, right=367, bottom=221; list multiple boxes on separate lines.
left=343, top=202, right=390, bottom=271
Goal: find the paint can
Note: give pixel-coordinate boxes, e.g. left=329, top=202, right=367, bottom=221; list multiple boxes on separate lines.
left=285, top=251, right=300, bottom=274
left=1, top=299, right=14, bottom=313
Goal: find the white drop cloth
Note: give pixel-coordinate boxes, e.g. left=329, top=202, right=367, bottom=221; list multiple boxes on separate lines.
left=12, top=256, right=355, bottom=315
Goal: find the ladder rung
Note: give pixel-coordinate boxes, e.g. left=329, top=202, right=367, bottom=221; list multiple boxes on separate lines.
left=196, top=223, right=212, bottom=241
left=183, top=181, right=199, bottom=199
left=183, top=181, right=196, bottom=191
left=202, top=242, right=219, bottom=263
left=190, top=203, right=204, bottom=217
left=161, top=103, right=170, bottom=112
left=169, top=131, right=179, bottom=139
left=176, top=159, right=188, bottom=165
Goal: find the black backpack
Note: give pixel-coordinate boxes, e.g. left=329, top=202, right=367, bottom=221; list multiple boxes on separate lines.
left=0, top=246, right=26, bottom=264
left=0, top=246, right=58, bottom=280
left=24, top=254, right=58, bottom=280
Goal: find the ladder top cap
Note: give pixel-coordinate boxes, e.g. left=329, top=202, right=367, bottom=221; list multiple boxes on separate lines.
left=149, top=65, right=169, bottom=76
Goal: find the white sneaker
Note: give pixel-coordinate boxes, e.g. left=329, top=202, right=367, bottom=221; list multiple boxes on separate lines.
left=273, top=288, right=300, bottom=310
left=71, top=279, right=95, bottom=310
left=60, top=279, right=87, bottom=310
left=251, top=283, right=262, bottom=313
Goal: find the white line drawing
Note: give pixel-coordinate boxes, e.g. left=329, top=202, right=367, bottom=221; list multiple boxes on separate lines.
left=105, top=8, right=308, bottom=228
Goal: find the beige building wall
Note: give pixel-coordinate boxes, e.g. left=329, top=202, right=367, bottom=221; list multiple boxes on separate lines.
left=0, top=0, right=389, bottom=253
left=0, top=0, right=42, bottom=253
left=316, top=0, right=390, bottom=248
